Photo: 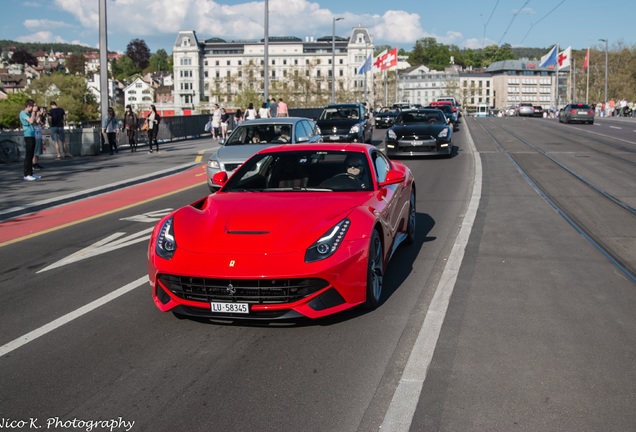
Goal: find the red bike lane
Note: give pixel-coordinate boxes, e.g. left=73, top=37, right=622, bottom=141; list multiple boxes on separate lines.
left=0, top=164, right=207, bottom=247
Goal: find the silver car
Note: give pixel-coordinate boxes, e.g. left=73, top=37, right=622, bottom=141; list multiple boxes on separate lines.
left=518, top=103, right=535, bottom=117
left=559, top=103, right=595, bottom=124
left=206, top=117, right=322, bottom=192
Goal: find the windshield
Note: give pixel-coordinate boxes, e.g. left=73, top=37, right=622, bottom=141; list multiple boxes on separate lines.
left=428, top=105, right=452, bottom=113
left=319, top=107, right=360, bottom=121
left=225, top=124, right=293, bottom=145
left=223, top=150, right=373, bottom=192
left=399, top=111, right=445, bottom=125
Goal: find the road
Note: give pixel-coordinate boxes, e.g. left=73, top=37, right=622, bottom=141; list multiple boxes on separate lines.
left=0, top=116, right=635, bottom=432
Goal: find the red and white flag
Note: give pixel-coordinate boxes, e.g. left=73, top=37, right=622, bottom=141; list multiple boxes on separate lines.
left=382, top=47, right=398, bottom=70
left=558, top=46, right=571, bottom=69
left=372, top=49, right=387, bottom=71
left=583, top=48, right=589, bottom=71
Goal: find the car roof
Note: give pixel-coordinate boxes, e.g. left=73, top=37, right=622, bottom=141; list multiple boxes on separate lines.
left=257, top=142, right=373, bottom=155
left=325, top=103, right=361, bottom=108
left=240, top=117, right=309, bottom=125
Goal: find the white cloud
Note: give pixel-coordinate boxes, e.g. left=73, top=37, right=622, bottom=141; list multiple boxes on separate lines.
left=24, top=19, right=73, bottom=32
left=16, top=31, right=67, bottom=43
left=48, top=0, right=486, bottom=50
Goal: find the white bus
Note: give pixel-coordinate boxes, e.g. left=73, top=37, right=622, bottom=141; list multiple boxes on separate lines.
left=476, top=103, right=490, bottom=117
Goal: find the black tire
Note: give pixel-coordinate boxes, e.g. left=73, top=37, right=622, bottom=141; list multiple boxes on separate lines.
left=364, top=229, right=384, bottom=308
left=406, top=189, right=416, bottom=244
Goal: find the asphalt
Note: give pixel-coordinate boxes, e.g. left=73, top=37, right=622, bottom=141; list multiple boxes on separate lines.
left=0, top=136, right=216, bottom=222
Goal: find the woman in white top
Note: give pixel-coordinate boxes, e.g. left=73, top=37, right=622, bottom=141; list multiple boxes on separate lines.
left=243, top=103, right=257, bottom=121
left=258, top=102, right=270, bottom=119
left=211, top=104, right=222, bottom=139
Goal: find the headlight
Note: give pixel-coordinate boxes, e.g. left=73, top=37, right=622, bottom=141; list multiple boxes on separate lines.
left=208, top=159, right=220, bottom=169
left=349, top=124, right=360, bottom=134
left=156, top=217, right=177, bottom=260
left=438, top=128, right=449, bottom=139
left=305, top=218, right=350, bottom=263
left=387, top=129, right=397, bottom=140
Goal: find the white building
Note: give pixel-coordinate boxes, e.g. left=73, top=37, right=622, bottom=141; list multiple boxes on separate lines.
left=458, top=72, right=493, bottom=112
left=399, top=65, right=460, bottom=107
left=123, top=77, right=155, bottom=112
left=171, top=27, right=375, bottom=115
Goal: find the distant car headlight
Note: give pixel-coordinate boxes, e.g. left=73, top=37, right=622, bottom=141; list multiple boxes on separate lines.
left=387, top=129, right=397, bottom=140
left=305, top=218, right=351, bottom=263
left=438, top=128, right=449, bottom=139
left=156, top=217, right=177, bottom=260
left=208, top=159, right=220, bottom=169
left=349, top=124, right=360, bottom=134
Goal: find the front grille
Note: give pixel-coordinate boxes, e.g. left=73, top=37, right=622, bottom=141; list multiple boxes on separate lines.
left=223, top=163, right=241, bottom=171
left=158, top=274, right=329, bottom=304
left=398, top=138, right=436, bottom=152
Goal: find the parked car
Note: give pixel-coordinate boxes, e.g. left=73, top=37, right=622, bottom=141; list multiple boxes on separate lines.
left=559, top=103, right=595, bottom=124
left=206, top=117, right=322, bottom=192
left=436, top=96, right=461, bottom=118
left=316, top=103, right=373, bottom=144
left=149, top=143, right=416, bottom=320
left=385, top=109, right=452, bottom=157
left=374, top=111, right=399, bottom=128
left=518, top=103, right=535, bottom=116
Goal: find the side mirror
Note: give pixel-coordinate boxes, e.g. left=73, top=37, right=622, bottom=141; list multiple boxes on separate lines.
left=297, top=136, right=310, bottom=143
left=379, top=169, right=406, bottom=187
left=212, top=171, right=228, bottom=186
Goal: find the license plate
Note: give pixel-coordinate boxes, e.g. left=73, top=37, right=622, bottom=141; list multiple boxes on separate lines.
left=578, top=111, right=587, bottom=114
left=410, top=140, right=423, bottom=145
left=330, top=135, right=339, bottom=140
left=210, top=302, right=249, bottom=314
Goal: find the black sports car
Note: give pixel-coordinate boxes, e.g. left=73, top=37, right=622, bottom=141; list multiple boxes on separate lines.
left=385, top=109, right=452, bottom=157
left=316, top=103, right=373, bottom=143
left=374, top=111, right=399, bottom=128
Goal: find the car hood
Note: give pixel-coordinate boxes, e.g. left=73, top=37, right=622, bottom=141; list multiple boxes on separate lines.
left=213, top=144, right=277, bottom=162
left=316, top=119, right=358, bottom=130
left=173, top=192, right=371, bottom=254
left=392, top=124, right=446, bottom=137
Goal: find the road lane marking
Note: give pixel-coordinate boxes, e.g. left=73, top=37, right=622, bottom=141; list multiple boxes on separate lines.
left=37, top=228, right=154, bottom=273
left=381, top=118, right=483, bottom=431
left=0, top=276, right=148, bottom=358
left=610, top=126, right=622, bottom=129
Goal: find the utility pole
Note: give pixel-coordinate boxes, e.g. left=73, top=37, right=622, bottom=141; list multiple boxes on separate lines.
left=264, top=0, right=269, bottom=102
left=98, top=0, right=109, bottom=122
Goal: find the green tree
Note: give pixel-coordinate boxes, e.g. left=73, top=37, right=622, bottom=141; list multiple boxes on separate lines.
left=146, top=49, right=171, bottom=73
left=66, top=53, right=86, bottom=75
left=26, top=72, right=99, bottom=122
left=0, top=92, right=29, bottom=129
left=110, top=55, right=141, bottom=80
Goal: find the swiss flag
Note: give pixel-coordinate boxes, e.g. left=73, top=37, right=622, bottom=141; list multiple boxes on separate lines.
left=382, top=47, right=398, bottom=70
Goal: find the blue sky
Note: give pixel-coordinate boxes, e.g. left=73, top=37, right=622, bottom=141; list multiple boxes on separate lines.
left=1, top=0, right=633, bottom=55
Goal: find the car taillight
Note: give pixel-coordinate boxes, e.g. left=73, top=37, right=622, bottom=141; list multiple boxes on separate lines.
left=588, top=111, right=594, bottom=114
left=569, top=110, right=577, bottom=114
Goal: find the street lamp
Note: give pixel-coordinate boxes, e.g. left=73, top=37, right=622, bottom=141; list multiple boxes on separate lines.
left=598, top=38, right=608, bottom=108
left=331, top=17, right=344, bottom=104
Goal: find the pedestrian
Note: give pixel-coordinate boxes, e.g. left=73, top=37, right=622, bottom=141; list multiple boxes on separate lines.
left=102, top=107, right=119, bottom=155
left=220, top=108, right=230, bottom=139
left=20, top=99, right=40, bottom=181
left=48, top=101, right=69, bottom=159
left=244, top=103, right=257, bottom=121
left=146, top=104, right=161, bottom=153
left=258, top=102, right=270, bottom=119
left=33, top=106, right=47, bottom=169
left=234, top=109, right=242, bottom=128
left=269, top=98, right=278, bottom=118
left=211, top=104, right=222, bottom=139
left=123, top=105, right=138, bottom=152
left=277, top=98, right=288, bottom=117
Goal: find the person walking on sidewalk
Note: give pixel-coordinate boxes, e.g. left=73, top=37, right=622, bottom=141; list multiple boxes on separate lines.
left=123, top=105, right=138, bottom=152
left=146, top=105, right=161, bottom=153
left=48, top=101, right=69, bottom=159
left=20, top=99, right=40, bottom=181
left=102, top=107, right=119, bottom=155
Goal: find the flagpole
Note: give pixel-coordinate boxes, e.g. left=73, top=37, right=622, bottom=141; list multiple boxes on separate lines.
left=556, top=44, right=560, bottom=110
left=585, top=48, right=590, bottom=105
left=572, top=58, right=576, bottom=103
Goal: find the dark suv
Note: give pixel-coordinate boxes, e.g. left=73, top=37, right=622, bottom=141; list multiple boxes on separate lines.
left=316, top=103, right=373, bottom=143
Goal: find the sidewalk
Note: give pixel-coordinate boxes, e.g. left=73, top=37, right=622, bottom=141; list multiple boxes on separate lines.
left=0, top=137, right=217, bottom=222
